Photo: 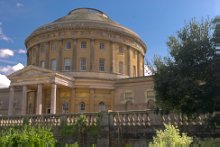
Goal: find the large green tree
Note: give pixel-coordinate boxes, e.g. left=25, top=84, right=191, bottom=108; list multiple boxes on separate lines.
left=154, top=19, right=215, bottom=116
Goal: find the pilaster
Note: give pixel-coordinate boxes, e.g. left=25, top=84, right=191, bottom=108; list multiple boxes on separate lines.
left=21, top=85, right=27, bottom=115
left=8, top=86, right=14, bottom=116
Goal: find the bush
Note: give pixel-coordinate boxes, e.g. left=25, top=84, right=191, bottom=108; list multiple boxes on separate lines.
left=0, top=125, right=56, bottom=145
left=150, top=123, right=192, bottom=146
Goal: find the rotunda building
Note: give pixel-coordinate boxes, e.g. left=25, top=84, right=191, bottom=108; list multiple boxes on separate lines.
left=0, top=8, right=155, bottom=116
left=25, top=8, right=146, bottom=78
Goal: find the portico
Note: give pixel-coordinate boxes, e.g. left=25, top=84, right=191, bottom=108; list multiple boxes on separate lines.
left=7, top=65, right=74, bottom=116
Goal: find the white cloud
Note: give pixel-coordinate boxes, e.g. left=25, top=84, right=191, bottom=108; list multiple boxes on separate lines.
left=144, top=64, right=154, bottom=76
left=0, top=63, right=24, bottom=75
left=16, top=2, right=24, bottom=8
left=0, top=23, right=12, bottom=42
left=0, top=48, right=14, bottom=58
left=17, top=49, right=26, bottom=54
left=0, top=74, right=10, bottom=88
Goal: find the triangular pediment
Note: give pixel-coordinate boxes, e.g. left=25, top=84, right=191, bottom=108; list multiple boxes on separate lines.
left=7, top=65, right=54, bottom=80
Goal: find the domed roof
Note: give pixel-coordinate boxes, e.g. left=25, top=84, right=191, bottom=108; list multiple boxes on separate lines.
left=25, top=8, right=146, bottom=49
left=54, top=8, right=111, bottom=23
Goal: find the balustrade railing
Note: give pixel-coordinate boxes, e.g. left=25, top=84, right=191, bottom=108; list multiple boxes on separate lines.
left=0, top=110, right=209, bottom=127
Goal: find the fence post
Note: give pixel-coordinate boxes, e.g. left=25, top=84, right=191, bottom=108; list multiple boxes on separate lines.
left=97, top=112, right=109, bottom=147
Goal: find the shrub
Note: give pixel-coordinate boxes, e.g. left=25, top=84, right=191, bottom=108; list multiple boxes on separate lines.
left=150, top=123, right=192, bottom=146
left=0, top=125, right=56, bottom=145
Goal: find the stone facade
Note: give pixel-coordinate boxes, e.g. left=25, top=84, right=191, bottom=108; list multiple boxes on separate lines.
left=0, top=8, right=155, bottom=116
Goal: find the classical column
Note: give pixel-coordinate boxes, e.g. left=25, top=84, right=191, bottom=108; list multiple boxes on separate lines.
left=36, top=84, right=43, bottom=115
left=21, top=85, right=27, bottom=115
left=45, top=42, right=50, bottom=69
left=35, top=44, right=40, bottom=66
left=127, top=46, right=130, bottom=76
left=137, top=52, right=140, bottom=77
left=72, top=39, right=77, bottom=71
left=90, top=39, right=95, bottom=71
left=110, top=42, right=114, bottom=73
left=50, top=83, right=57, bottom=114
left=58, top=40, right=63, bottom=71
left=8, top=86, right=14, bottom=116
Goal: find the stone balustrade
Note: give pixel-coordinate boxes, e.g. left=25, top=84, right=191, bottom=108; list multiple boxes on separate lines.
left=0, top=110, right=209, bottom=127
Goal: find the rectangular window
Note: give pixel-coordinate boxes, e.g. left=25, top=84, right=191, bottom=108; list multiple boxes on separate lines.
left=119, top=47, right=123, bottom=54
left=41, top=61, right=45, bottom=68
left=64, top=58, right=71, bottom=71
left=99, top=58, right=105, bottom=71
left=66, top=42, right=71, bottom=49
left=99, top=42, right=105, bottom=50
left=51, top=43, right=56, bottom=52
left=80, top=58, right=87, bottom=71
left=51, top=59, right=57, bottom=71
left=133, top=66, right=136, bottom=77
left=81, top=41, right=87, bottom=48
left=119, top=61, right=123, bottom=74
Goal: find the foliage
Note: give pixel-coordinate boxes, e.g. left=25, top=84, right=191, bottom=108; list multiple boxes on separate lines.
left=0, top=125, right=56, bottom=145
left=150, top=123, right=192, bottom=146
left=154, top=18, right=215, bottom=116
left=59, top=114, right=102, bottom=138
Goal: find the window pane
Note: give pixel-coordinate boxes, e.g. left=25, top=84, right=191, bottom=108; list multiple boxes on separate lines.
left=80, top=102, right=85, bottom=112
left=99, top=59, right=105, bottom=71
left=99, top=42, right=105, bottom=50
left=81, top=41, right=87, bottom=48
left=80, top=58, right=87, bottom=71
left=64, top=58, right=71, bottom=71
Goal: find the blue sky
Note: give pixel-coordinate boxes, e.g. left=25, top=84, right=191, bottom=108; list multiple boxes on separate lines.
left=0, top=0, right=219, bottom=77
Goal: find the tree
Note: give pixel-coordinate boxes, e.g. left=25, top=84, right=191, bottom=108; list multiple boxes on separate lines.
left=154, top=18, right=215, bottom=116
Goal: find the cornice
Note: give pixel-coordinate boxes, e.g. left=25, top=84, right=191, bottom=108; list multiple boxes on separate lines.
left=25, top=21, right=147, bottom=53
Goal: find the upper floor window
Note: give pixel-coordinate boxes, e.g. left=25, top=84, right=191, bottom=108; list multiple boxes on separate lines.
left=51, top=43, right=56, bottom=52
left=81, top=41, right=87, bottom=49
left=40, top=61, right=45, bottom=68
left=80, top=57, right=87, bottom=71
left=79, top=102, right=85, bottom=112
left=66, top=42, right=71, bottom=49
left=99, top=42, right=105, bottom=50
left=133, top=66, right=136, bottom=77
left=64, top=58, right=71, bottom=71
left=99, top=58, right=105, bottom=71
left=51, top=59, right=57, bottom=71
left=119, top=61, right=123, bottom=74
left=118, top=47, right=123, bottom=54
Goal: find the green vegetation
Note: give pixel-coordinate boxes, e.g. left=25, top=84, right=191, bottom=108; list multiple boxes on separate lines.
left=154, top=18, right=215, bottom=116
left=59, top=114, right=102, bottom=141
left=149, top=123, right=193, bottom=146
left=0, top=125, right=56, bottom=146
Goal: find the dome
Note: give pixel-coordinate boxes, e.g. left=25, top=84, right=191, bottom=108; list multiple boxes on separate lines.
left=25, top=8, right=146, bottom=50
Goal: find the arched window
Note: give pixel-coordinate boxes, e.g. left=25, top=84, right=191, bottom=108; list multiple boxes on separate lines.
left=99, top=102, right=106, bottom=112
left=79, top=102, right=85, bottom=112
left=62, top=102, right=69, bottom=113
